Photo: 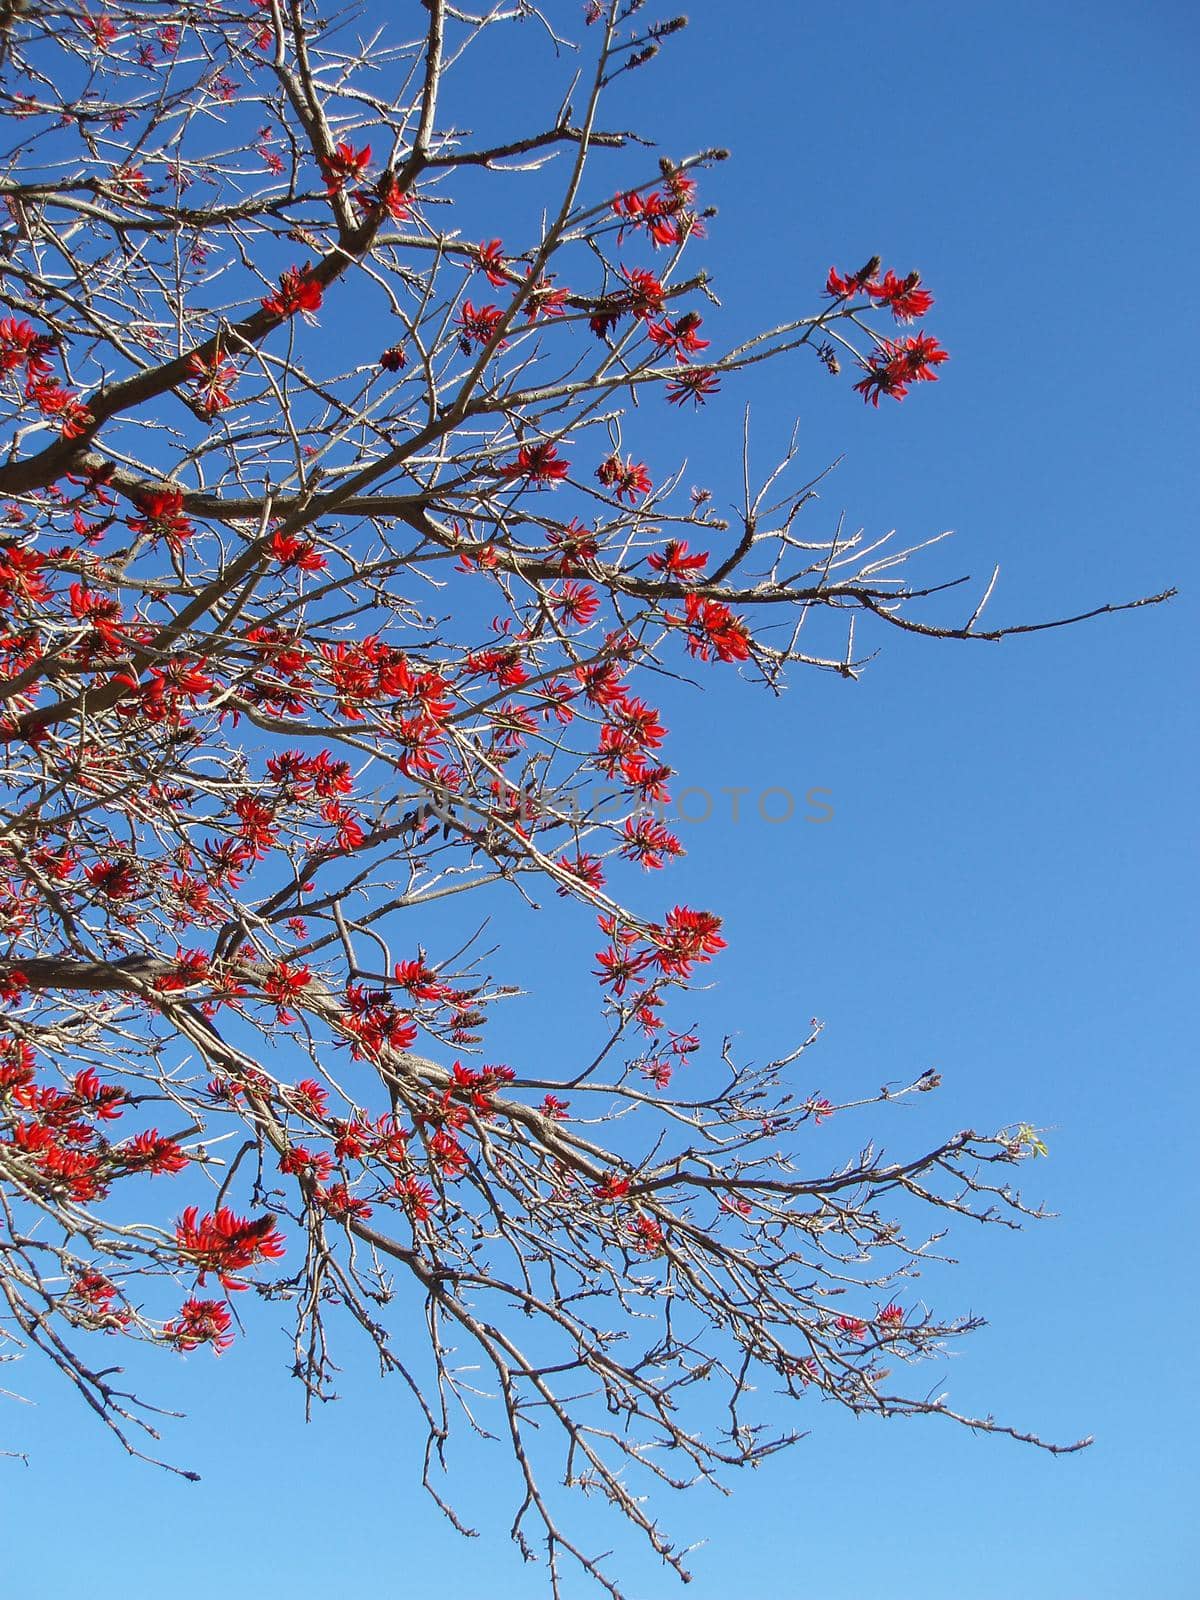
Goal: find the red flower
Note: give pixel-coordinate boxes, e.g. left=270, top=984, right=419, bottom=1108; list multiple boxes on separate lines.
left=825, top=257, right=881, bottom=298
left=430, top=1127, right=468, bottom=1175
left=233, top=796, right=278, bottom=856
left=594, top=1173, right=631, bottom=1201
left=118, top=1130, right=189, bottom=1174
left=72, top=1271, right=119, bottom=1309
left=622, top=268, right=666, bottom=320
left=318, top=1182, right=372, bottom=1220
left=0, top=317, right=55, bottom=377
left=68, top=584, right=123, bottom=644
left=648, top=905, right=726, bottom=978
left=588, top=300, right=624, bottom=340
left=321, top=800, right=364, bottom=852
left=395, top=1175, right=435, bottom=1220
left=611, top=188, right=680, bottom=248
left=174, top=1206, right=285, bottom=1288
left=264, top=961, right=312, bottom=1019
left=84, top=860, right=139, bottom=901
left=112, top=165, right=149, bottom=203
left=280, top=1145, right=335, bottom=1184
left=311, top=751, right=355, bottom=795
left=379, top=344, right=407, bottom=371
left=680, top=592, right=751, bottom=663
left=546, top=519, right=598, bottom=574
left=321, top=141, right=372, bottom=195
left=455, top=300, right=505, bottom=354
left=593, top=927, right=652, bottom=994
left=647, top=539, right=707, bottom=579
left=621, top=815, right=683, bottom=871
left=523, top=275, right=569, bottom=321
left=555, top=852, right=606, bottom=896
left=331, top=1117, right=369, bottom=1160
left=269, top=528, right=327, bottom=571
left=619, top=755, right=672, bottom=806
left=630, top=1215, right=664, bottom=1254
left=0, top=970, right=28, bottom=1005
left=836, top=1315, right=867, bottom=1340
left=868, top=269, right=934, bottom=323
left=476, top=239, right=507, bottom=287
left=853, top=358, right=908, bottom=408
left=549, top=581, right=599, bottom=626
left=189, top=351, right=237, bottom=415
left=663, top=169, right=697, bottom=210
left=261, top=265, right=324, bottom=319
left=393, top=958, right=449, bottom=1001
left=80, top=10, right=117, bottom=49
left=665, top=367, right=720, bottom=408
left=878, top=1302, right=906, bottom=1332
left=355, top=173, right=409, bottom=222
left=0, top=1039, right=36, bottom=1092
left=289, top=1077, right=328, bottom=1118
left=891, top=332, right=949, bottom=382
left=165, top=1297, right=235, bottom=1353
left=596, top=453, right=652, bottom=503
left=853, top=333, right=949, bottom=405
left=128, top=488, right=194, bottom=553
left=456, top=542, right=497, bottom=572
left=499, top=441, right=570, bottom=486
left=72, top=1066, right=127, bottom=1119
left=647, top=312, right=709, bottom=361
left=26, top=377, right=93, bottom=439
left=0, top=545, right=50, bottom=609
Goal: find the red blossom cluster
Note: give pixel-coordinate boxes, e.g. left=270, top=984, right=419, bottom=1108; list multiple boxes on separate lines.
left=0, top=316, right=92, bottom=439
left=320, top=141, right=372, bottom=194
left=263, top=960, right=313, bottom=1021
left=826, top=259, right=935, bottom=323
left=677, top=592, right=752, bottom=663
left=853, top=333, right=950, bottom=407
left=269, top=528, right=327, bottom=571
left=79, top=10, right=118, bottom=50
left=476, top=238, right=508, bottom=287
left=665, top=367, right=720, bottom=408
left=611, top=169, right=699, bottom=248
left=188, top=350, right=238, bottom=415
left=593, top=905, right=725, bottom=997
left=261, top=264, right=324, bottom=319
left=69, top=1269, right=129, bottom=1331
left=0, top=1046, right=190, bottom=1203
left=456, top=300, right=506, bottom=354
left=127, top=488, right=194, bottom=553
left=353, top=173, right=409, bottom=223
left=499, top=441, right=570, bottom=485
left=596, top=452, right=652, bottom=503
left=647, top=539, right=707, bottom=580
left=820, top=260, right=949, bottom=404
left=523, top=276, right=569, bottom=321
left=164, top=1297, right=235, bottom=1353
left=174, top=1206, right=286, bottom=1289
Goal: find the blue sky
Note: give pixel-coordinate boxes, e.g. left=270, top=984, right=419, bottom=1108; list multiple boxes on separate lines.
left=4, top=2, right=1197, bottom=1595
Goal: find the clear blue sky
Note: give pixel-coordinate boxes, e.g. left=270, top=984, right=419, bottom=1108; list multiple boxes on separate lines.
left=4, top=3, right=1196, bottom=1595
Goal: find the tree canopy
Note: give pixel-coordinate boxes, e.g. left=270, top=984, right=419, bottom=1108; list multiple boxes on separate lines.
left=0, top=3, right=1171, bottom=1593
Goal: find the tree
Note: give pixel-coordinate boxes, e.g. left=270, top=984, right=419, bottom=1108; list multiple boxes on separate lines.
left=0, top=2, right=1173, bottom=1592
